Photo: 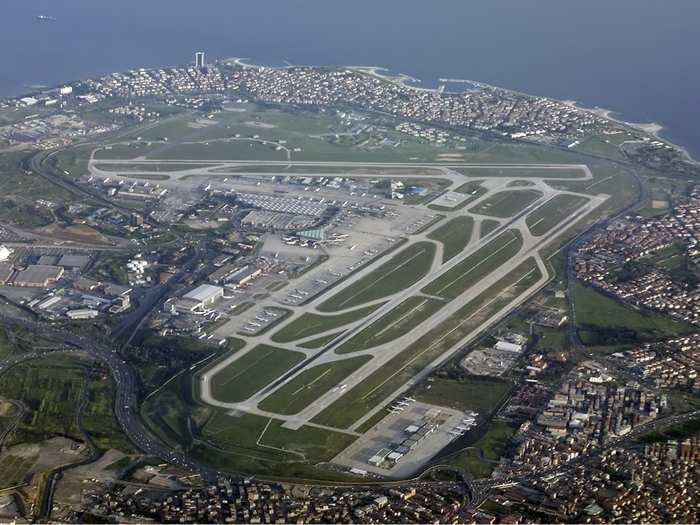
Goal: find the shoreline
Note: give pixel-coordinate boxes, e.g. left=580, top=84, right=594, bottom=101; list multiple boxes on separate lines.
left=6, top=54, right=698, bottom=165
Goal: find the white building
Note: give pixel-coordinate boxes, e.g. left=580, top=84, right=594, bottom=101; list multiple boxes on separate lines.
left=66, top=308, right=99, bottom=320
left=495, top=341, right=524, bottom=353
left=0, top=245, right=10, bottom=262
left=173, top=284, right=224, bottom=314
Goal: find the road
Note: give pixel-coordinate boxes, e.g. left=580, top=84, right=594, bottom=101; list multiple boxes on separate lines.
left=0, top=313, right=225, bottom=483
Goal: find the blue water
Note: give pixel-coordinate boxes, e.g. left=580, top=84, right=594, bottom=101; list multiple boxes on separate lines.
left=3, top=0, right=699, bottom=159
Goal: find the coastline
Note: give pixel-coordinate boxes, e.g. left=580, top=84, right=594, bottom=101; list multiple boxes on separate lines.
left=561, top=100, right=698, bottom=165
left=7, top=53, right=698, bottom=165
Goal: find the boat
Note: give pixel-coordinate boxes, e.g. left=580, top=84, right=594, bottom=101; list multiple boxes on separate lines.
left=36, top=15, right=57, bottom=22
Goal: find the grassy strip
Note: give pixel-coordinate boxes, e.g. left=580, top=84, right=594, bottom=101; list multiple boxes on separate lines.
left=191, top=410, right=357, bottom=481
left=299, top=331, right=346, bottom=349
left=209, top=345, right=306, bottom=403
left=258, top=355, right=373, bottom=415
left=414, top=376, right=511, bottom=414
left=336, top=296, right=446, bottom=354
left=313, top=258, right=542, bottom=428
left=526, top=194, right=590, bottom=236
left=271, top=303, right=382, bottom=343
left=480, top=219, right=501, bottom=238
left=469, top=189, right=542, bottom=218
left=319, top=242, right=436, bottom=312
left=422, top=230, right=523, bottom=300
left=428, top=216, right=475, bottom=262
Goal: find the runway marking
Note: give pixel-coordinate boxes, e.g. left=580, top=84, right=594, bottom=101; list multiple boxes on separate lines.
left=362, top=266, right=538, bottom=401
left=374, top=299, right=429, bottom=339
left=335, top=247, right=430, bottom=309
left=291, top=368, right=332, bottom=397
left=434, top=232, right=519, bottom=296
left=217, top=348, right=276, bottom=387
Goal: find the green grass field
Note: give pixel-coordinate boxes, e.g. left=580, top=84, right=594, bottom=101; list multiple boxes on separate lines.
left=336, top=296, right=446, bottom=354
left=480, top=219, right=501, bottom=238
left=0, top=354, right=130, bottom=452
left=526, top=194, right=590, bottom=236
left=427, top=216, right=475, bottom=262
left=314, top=258, right=542, bottom=428
left=469, top=189, right=543, bottom=218
left=299, top=331, right=346, bottom=349
left=454, top=166, right=585, bottom=179
left=319, top=242, right=437, bottom=312
left=422, top=230, right=523, bottom=300
left=414, top=376, right=511, bottom=414
left=271, top=303, right=382, bottom=344
left=573, top=282, right=695, bottom=347
left=209, top=345, right=306, bottom=403
left=191, top=410, right=357, bottom=480
left=258, top=355, right=373, bottom=415
left=446, top=420, right=518, bottom=479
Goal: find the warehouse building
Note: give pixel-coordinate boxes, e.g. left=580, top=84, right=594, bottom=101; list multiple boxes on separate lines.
left=172, top=284, right=224, bottom=314
left=66, top=308, right=99, bottom=320
left=229, top=265, right=262, bottom=286
left=13, top=265, right=64, bottom=288
left=58, top=254, right=91, bottom=270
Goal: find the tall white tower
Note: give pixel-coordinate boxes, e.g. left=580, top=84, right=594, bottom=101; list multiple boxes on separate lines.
left=195, top=51, right=205, bottom=69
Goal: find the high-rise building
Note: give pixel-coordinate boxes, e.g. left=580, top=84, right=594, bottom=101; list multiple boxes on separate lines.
left=195, top=51, right=205, bottom=69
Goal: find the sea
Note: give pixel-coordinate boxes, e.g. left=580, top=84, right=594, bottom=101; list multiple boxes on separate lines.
left=2, top=0, right=699, bottom=159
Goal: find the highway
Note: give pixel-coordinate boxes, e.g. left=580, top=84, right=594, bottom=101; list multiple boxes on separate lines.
left=0, top=313, right=225, bottom=483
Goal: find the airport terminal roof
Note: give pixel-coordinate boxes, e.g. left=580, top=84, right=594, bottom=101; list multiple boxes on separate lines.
left=183, top=284, right=224, bottom=303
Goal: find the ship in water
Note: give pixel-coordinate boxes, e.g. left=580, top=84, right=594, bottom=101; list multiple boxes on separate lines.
left=36, top=15, right=57, bottom=22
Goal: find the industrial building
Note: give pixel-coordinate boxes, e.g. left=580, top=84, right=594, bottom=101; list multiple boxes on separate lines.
left=171, top=284, right=224, bottom=314
left=12, top=265, right=64, bottom=287
left=58, top=254, right=91, bottom=269
left=228, top=265, right=262, bottom=286
left=66, top=308, right=99, bottom=320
